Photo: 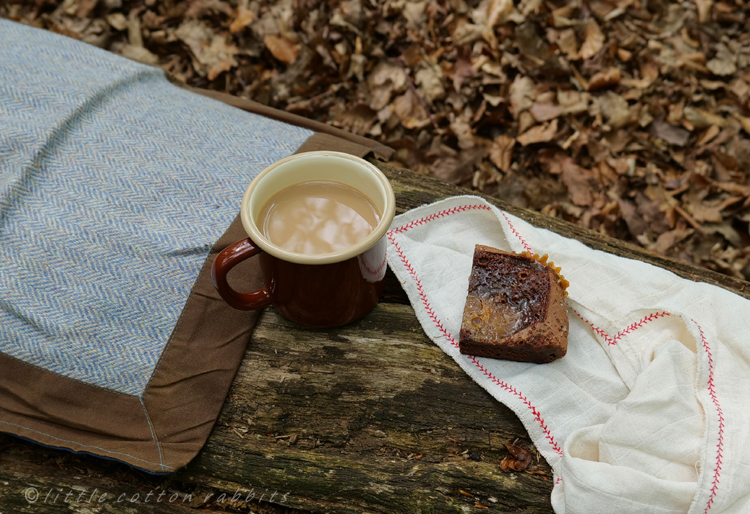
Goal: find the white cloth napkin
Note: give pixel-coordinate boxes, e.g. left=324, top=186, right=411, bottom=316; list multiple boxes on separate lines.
left=386, top=195, right=750, bottom=514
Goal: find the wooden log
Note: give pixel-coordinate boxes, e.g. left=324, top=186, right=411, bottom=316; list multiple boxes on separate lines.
left=0, top=303, right=553, bottom=513
left=2, top=161, right=748, bottom=514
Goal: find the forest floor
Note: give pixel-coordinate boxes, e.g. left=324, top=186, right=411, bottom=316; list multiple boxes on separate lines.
left=3, top=0, right=750, bottom=279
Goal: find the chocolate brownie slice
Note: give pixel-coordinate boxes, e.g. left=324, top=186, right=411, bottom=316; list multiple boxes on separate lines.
left=459, top=245, right=569, bottom=363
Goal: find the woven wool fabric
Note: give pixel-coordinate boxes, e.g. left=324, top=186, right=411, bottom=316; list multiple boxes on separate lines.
left=386, top=196, right=750, bottom=514
left=0, top=19, right=313, bottom=396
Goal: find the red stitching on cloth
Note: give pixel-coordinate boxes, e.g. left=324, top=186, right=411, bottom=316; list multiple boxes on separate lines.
left=388, top=234, right=453, bottom=342
left=573, top=308, right=724, bottom=511
left=468, top=354, right=564, bottom=456
left=361, top=254, right=387, bottom=276
left=498, top=210, right=533, bottom=254
left=694, top=320, right=724, bottom=514
left=571, top=309, right=672, bottom=346
left=388, top=204, right=492, bottom=236
left=387, top=207, right=564, bottom=456
left=388, top=202, right=726, bottom=504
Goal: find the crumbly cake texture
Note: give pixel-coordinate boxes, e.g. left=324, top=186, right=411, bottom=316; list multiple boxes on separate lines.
left=459, top=245, right=569, bottom=364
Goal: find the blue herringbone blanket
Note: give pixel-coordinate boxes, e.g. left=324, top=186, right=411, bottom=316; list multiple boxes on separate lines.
left=0, top=19, right=312, bottom=396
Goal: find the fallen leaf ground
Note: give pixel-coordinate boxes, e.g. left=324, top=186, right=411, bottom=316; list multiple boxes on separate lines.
left=4, top=0, right=750, bottom=280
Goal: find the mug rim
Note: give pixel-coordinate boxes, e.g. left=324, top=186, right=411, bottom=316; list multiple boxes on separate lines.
left=239, top=151, right=396, bottom=265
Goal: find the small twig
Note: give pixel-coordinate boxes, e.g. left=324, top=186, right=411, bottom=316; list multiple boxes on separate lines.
left=307, top=84, right=341, bottom=104
left=395, top=57, right=438, bottom=130
left=233, top=69, right=247, bottom=90
left=285, top=85, right=340, bottom=112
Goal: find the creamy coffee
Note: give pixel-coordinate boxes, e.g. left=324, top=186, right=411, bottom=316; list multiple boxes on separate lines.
left=257, top=180, right=381, bottom=255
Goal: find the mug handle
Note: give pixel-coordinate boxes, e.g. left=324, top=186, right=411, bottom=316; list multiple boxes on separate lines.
left=211, top=238, right=273, bottom=310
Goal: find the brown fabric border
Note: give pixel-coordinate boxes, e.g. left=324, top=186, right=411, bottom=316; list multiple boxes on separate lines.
left=141, top=131, right=382, bottom=470
left=0, top=353, right=162, bottom=470
left=0, top=109, right=387, bottom=472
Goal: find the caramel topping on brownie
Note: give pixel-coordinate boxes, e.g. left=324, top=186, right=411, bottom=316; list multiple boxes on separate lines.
left=459, top=245, right=569, bottom=364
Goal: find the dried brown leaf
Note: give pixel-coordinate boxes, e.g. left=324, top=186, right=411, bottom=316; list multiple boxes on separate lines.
left=415, top=62, right=445, bottom=104
left=402, top=1, right=426, bottom=29
left=650, top=228, right=695, bottom=254
left=485, top=0, right=515, bottom=28
left=517, top=20, right=557, bottom=67
left=729, top=78, right=750, bottom=101
left=617, top=48, right=632, bottom=62
left=539, top=150, right=566, bottom=174
left=229, top=6, right=255, bottom=34
left=518, top=0, right=542, bottom=16
left=106, top=12, right=128, bottom=31
left=557, top=90, right=589, bottom=115
left=451, top=115, right=475, bottom=150
left=509, top=75, right=535, bottom=119
left=561, top=159, right=594, bottom=206
left=707, top=221, right=744, bottom=253
left=579, top=21, right=604, bottom=60
left=694, top=0, right=713, bottom=22
left=557, top=28, right=578, bottom=60
left=650, top=120, right=690, bottom=147
left=735, top=115, right=750, bottom=137
left=331, top=103, right=376, bottom=135
left=393, top=89, right=429, bottom=129
left=453, top=46, right=474, bottom=91
left=517, top=119, right=558, bottom=146
left=696, top=125, right=721, bottom=146
left=501, top=444, right=532, bottom=472
left=689, top=204, right=723, bottom=224
left=141, top=10, right=166, bottom=30
left=339, top=0, right=365, bottom=27
left=347, top=53, right=367, bottom=81
left=530, top=102, right=562, bottom=122
left=639, top=54, right=660, bottom=82
left=599, top=91, right=632, bottom=129
left=206, top=36, right=239, bottom=79
left=452, top=20, right=484, bottom=46
left=707, top=43, right=737, bottom=76
left=367, top=61, right=407, bottom=111
left=263, top=34, right=298, bottom=65
left=430, top=150, right=480, bottom=184
left=685, top=191, right=723, bottom=223
left=174, top=20, right=238, bottom=79
left=587, top=67, right=621, bottom=91
left=619, top=199, right=648, bottom=237
left=184, top=0, right=234, bottom=19
left=667, top=100, right=685, bottom=124
left=712, top=180, right=750, bottom=197
left=72, top=0, right=97, bottom=18
left=683, top=107, right=727, bottom=129
left=518, top=111, right=537, bottom=135
left=490, top=135, right=515, bottom=172
left=121, top=44, right=160, bottom=65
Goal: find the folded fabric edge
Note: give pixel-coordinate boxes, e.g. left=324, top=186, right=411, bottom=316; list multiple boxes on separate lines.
left=384, top=195, right=568, bottom=468
left=0, top=349, right=168, bottom=472
left=385, top=195, right=734, bottom=514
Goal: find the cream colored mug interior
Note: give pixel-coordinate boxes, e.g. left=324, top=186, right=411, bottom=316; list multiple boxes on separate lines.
left=240, top=151, right=396, bottom=265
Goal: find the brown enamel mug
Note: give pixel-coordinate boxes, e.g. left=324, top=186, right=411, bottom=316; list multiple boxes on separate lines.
left=211, top=151, right=396, bottom=328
